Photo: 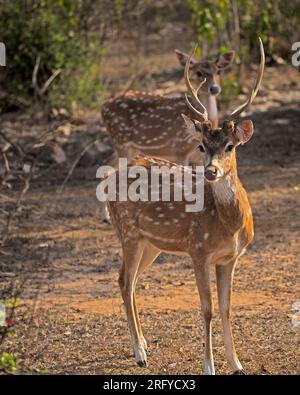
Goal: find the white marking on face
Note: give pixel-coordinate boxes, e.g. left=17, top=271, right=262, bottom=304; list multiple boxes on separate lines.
left=204, top=233, right=209, bottom=240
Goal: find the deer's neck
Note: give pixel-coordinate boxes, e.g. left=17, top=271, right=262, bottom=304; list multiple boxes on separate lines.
left=210, top=168, right=251, bottom=234
left=201, top=93, right=218, bottom=128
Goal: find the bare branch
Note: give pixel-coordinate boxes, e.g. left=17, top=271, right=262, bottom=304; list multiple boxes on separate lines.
left=58, top=138, right=99, bottom=194
left=40, top=69, right=62, bottom=95
left=32, top=55, right=61, bottom=99
left=32, top=56, right=41, bottom=95
left=0, top=131, right=24, bottom=158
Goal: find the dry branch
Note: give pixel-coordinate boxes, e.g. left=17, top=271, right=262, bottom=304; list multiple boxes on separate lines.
left=58, top=138, right=99, bottom=194
left=32, top=56, right=62, bottom=100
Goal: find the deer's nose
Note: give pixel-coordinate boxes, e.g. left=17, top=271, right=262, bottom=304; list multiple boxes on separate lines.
left=204, top=165, right=219, bottom=181
left=209, top=84, right=221, bottom=95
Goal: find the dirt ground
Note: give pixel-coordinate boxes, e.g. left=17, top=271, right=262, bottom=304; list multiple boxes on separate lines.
left=0, top=60, right=300, bottom=375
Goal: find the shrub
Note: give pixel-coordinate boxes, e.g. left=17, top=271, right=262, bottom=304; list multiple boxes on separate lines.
left=0, top=0, right=105, bottom=109
left=188, top=0, right=300, bottom=60
left=0, top=352, right=18, bottom=373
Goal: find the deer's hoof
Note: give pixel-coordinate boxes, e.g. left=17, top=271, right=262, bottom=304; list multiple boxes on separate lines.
left=137, top=360, right=148, bottom=368
left=233, top=369, right=246, bottom=375
left=134, top=346, right=147, bottom=367
left=100, top=218, right=111, bottom=225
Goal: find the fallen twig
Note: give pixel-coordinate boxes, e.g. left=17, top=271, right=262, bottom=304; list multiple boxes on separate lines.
left=58, top=138, right=99, bottom=194
left=0, top=131, right=24, bottom=158
left=120, top=73, right=137, bottom=95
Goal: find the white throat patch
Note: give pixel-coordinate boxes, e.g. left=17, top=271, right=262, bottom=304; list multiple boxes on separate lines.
left=211, top=175, right=236, bottom=205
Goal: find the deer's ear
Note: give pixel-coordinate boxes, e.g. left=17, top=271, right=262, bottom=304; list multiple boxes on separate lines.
left=216, top=50, right=235, bottom=69
left=175, top=49, right=197, bottom=69
left=235, top=120, right=254, bottom=145
left=181, top=113, right=202, bottom=142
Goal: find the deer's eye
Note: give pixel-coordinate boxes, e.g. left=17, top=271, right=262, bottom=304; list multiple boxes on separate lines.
left=225, top=144, right=234, bottom=152
left=196, top=71, right=203, bottom=77
left=199, top=144, right=205, bottom=153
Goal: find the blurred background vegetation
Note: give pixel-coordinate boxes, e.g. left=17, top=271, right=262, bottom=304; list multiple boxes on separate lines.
left=0, top=0, right=299, bottom=112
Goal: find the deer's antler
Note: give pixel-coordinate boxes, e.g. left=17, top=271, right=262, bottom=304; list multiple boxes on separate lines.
left=230, top=37, right=265, bottom=119
left=184, top=45, right=208, bottom=121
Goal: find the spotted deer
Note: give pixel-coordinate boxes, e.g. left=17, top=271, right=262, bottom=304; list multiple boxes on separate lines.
left=107, top=38, right=264, bottom=374
left=101, top=49, right=235, bottom=166
left=100, top=49, right=234, bottom=222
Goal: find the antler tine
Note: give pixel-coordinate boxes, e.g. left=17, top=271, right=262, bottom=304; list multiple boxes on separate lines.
left=230, top=37, right=265, bottom=119
left=184, top=45, right=208, bottom=121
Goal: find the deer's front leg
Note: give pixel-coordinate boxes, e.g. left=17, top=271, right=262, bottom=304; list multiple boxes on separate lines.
left=216, top=260, right=245, bottom=374
left=192, top=257, right=215, bottom=375
left=133, top=244, right=160, bottom=352
left=119, top=241, right=147, bottom=367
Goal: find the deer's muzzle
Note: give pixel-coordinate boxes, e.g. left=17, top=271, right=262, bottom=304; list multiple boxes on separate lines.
left=204, top=165, right=221, bottom=181
left=209, top=84, right=221, bottom=96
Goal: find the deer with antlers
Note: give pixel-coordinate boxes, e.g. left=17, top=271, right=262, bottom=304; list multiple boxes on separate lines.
left=106, top=38, right=264, bottom=374
left=100, top=49, right=234, bottom=222
left=101, top=49, right=235, bottom=165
